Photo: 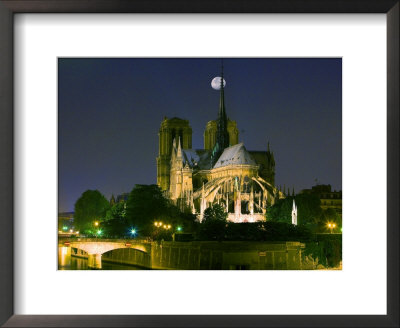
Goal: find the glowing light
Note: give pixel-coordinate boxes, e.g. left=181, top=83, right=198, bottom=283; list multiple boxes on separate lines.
left=154, top=222, right=158, bottom=226
left=76, top=231, right=79, bottom=234
left=131, top=229, right=136, bottom=235
left=62, top=226, right=68, bottom=231
left=332, top=223, right=336, bottom=228
left=69, top=229, right=73, bottom=233
left=94, top=221, right=99, bottom=226
left=167, top=225, right=171, bottom=229
left=97, top=229, right=102, bottom=235
left=327, top=223, right=332, bottom=228
left=177, top=226, right=182, bottom=232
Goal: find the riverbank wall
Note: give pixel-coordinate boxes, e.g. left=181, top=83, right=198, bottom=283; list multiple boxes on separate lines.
left=99, top=241, right=313, bottom=270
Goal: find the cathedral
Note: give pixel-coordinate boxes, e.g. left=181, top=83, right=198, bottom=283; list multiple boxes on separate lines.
left=156, top=68, right=283, bottom=223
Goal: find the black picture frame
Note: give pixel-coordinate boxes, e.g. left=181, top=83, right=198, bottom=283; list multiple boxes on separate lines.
left=0, top=1, right=398, bottom=327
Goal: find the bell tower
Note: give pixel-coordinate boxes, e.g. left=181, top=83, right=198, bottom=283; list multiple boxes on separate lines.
left=204, top=119, right=238, bottom=150
left=156, top=117, right=192, bottom=191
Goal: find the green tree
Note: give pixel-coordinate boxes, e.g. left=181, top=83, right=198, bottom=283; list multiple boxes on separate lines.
left=203, top=203, right=228, bottom=222
left=266, top=193, right=322, bottom=230
left=323, top=208, right=340, bottom=223
left=266, top=196, right=293, bottom=223
left=105, top=202, right=126, bottom=221
left=295, top=193, right=322, bottom=226
left=165, top=205, right=197, bottom=233
left=101, top=218, right=130, bottom=238
left=125, top=184, right=198, bottom=239
left=125, top=184, right=170, bottom=235
left=74, top=190, right=110, bottom=232
left=198, top=204, right=227, bottom=241
left=150, top=205, right=197, bottom=241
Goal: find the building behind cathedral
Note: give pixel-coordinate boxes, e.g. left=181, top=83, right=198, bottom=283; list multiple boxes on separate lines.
left=156, top=70, right=282, bottom=223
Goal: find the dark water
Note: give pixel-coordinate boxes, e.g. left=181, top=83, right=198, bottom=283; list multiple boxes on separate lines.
left=58, top=247, right=145, bottom=270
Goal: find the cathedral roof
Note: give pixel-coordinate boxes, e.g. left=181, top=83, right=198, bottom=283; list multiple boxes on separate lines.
left=181, top=149, right=200, bottom=168
left=176, top=148, right=213, bottom=170
left=197, top=150, right=213, bottom=170
left=213, top=143, right=257, bottom=169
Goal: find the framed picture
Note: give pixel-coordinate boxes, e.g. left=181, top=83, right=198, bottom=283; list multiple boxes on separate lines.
left=0, top=0, right=398, bottom=327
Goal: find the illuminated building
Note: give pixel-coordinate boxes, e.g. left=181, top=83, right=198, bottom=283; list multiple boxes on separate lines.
left=156, top=66, right=283, bottom=223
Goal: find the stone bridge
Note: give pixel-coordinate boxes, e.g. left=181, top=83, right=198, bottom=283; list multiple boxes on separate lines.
left=59, top=238, right=151, bottom=269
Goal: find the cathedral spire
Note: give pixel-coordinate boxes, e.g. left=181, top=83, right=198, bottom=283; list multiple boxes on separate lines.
left=212, top=59, right=230, bottom=166
left=219, top=60, right=226, bottom=121
left=171, top=137, right=177, bottom=161
left=177, top=136, right=182, bottom=159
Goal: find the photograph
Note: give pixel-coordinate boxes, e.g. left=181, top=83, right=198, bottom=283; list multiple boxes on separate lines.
left=58, top=58, right=342, bottom=270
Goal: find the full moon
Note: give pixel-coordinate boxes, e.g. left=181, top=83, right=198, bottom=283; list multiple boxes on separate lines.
left=211, top=77, right=226, bottom=90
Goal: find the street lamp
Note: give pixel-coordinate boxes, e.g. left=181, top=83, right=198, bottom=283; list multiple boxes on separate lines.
left=327, top=222, right=336, bottom=234
left=130, top=228, right=136, bottom=238
left=93, top=221, right=100, bottom=238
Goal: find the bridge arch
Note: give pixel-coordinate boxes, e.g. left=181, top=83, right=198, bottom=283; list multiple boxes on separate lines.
left=63, top=239, right=151, bottom=269
left=66, top=239, right=150, bottom=255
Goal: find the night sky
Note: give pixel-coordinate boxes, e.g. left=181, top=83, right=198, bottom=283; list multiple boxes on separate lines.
left=58, top=58, right=342, bottom=213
